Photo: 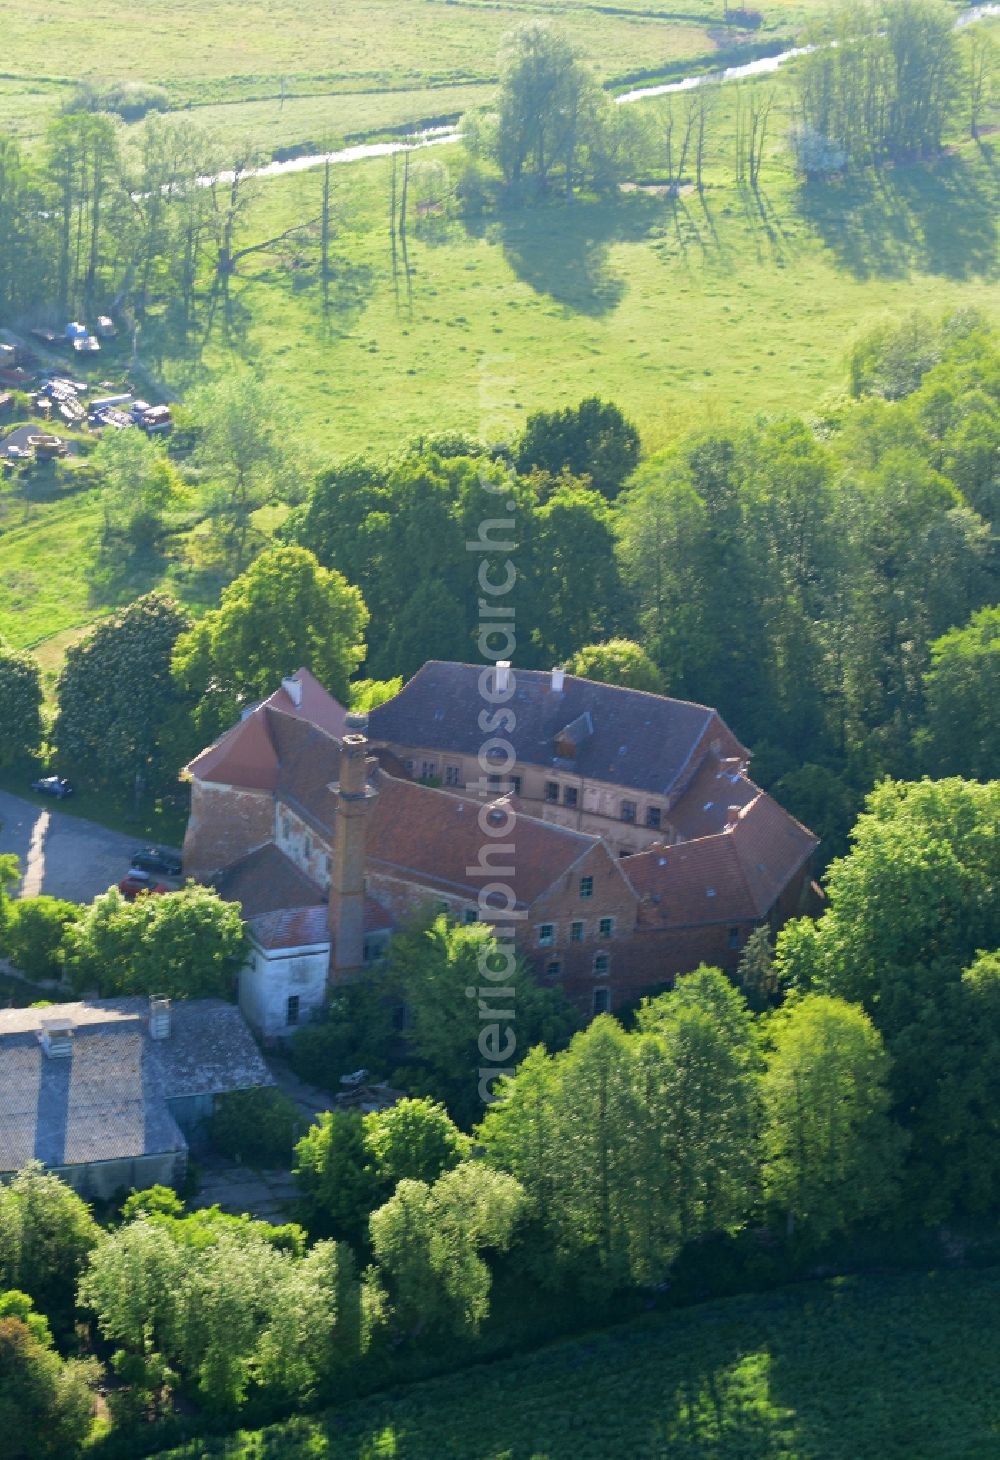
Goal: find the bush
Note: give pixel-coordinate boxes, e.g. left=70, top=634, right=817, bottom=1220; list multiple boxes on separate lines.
left=210, top=1087, right=302, bottom=1168
left=789, top=126, right=848, bottom=180
left=65, top=79, right=169, bottom=121
left=5, top=897, right=80, bottom=981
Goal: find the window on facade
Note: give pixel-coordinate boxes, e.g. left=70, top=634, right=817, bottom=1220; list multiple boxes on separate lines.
left=421, top=761, right=437, bottom=780
left=492, top=774, right=522, bottom=795
left=538, top=923, right=555, bottom=946
left=445, top=764, right=461, bottom=787
left=593, top=987, right=611, bottom=1015
left=281, top=816, right=291, bottom=840
left=570, top=920, right=584, bottom=943
left=621, top=800, right=637, bottom=824
left=546, top=960, right=562, bottom=979
left=728, top=926, right=740, bottom=949
left=564, top=785, right=579, bottom=808
left=544, top=780, right=559, bottom=803
left=593, top=952, right=610, bottom=976
left=599, top=917, right=614, bottom=939
left=286, top=995, right=300, bottom=1027
left=436, top=900, right=450, bottom=915
left=464, top=908, right=478, bottom=924
left=303, top=835, right=312, bottom=857
left=363, top=937, right=387, bottom=964
left=403, top=759, right=414, bottom=775
left=579, top=875, right=593, bottom=899
left=646, top=806, right=662, bottom=830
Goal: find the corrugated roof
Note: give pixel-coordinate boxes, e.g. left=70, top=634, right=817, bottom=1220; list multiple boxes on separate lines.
left=368, top=662, right=747, bottom=798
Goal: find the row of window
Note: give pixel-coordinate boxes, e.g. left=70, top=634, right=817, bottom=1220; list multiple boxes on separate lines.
left=400, top=760, right=665, bottom=830
left=546, top=952, right=611, bottom=978
left=544, top=780, right=663, bottom=827
left=538, top=916, right=614, bottom=946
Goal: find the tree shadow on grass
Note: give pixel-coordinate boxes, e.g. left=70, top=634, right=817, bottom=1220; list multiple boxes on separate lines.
left=468, top=193, right=665, bottom=316
left=793, top=151, right=1000, bottom=281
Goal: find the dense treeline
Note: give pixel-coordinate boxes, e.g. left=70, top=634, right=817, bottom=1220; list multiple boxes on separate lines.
left=2, top=773, right=997, bottom=1450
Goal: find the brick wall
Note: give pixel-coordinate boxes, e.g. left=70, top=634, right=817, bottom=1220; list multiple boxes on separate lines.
left=183, top=780, right=274, bottom=879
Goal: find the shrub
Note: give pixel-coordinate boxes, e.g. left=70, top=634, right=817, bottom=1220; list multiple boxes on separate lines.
left=65, top=79, right=169, bottom=121
left=210, top=1087, right=302, bottom=1168
left=5, top=897, right=80, bottom=981
left=788, top=126, right=848, bottom=180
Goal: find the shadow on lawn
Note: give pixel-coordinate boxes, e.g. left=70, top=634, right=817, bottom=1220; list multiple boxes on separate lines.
left=468, top=193, right=664, bottom=316
left=793, top=149, right=1000, bottom=281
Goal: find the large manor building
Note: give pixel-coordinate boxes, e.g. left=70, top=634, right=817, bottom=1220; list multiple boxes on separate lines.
left=182, top=663, right=819, bottom=1037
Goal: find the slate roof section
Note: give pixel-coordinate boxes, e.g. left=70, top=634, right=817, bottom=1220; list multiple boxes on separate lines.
left=625, top=792, right=818, bottom=929
left=367, top=662, right=747, bottom=797
left=0, top=998, right=272, bottom=1175
left=668, top=756, right=758, bottom=841
left=367, top=775, right=604, bottom=907
left=214, top=842, right=324, bottom=920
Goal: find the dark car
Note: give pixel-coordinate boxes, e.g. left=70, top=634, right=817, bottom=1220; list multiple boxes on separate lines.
left=30, top=776, right=73, bottom=799
left=130, top=847, right=182, bottom=878
left=118, top=871, right=170, bottom=901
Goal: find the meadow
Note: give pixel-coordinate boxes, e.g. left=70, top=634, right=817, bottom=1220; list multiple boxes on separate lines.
left=152, top=1265, right=1000, bottom=1459
left=0, top=6, right=996, bottom=682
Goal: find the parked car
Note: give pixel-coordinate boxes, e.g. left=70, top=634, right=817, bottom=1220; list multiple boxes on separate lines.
left=118, top=871, right=170, bottom=901
left=130, top=847, right=182, bottom=877
left=30, top=776, right=73, bottom=799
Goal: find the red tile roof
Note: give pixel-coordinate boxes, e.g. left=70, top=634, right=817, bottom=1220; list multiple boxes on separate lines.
left=184, top=669, right=347, bottom=790
left=626, top=792, right=817, bottom=929
left=668, top=755, right=758, bottom=840
left=367, top=777, right=603, bottom=907
left=214, top=843, right=323, bottom=920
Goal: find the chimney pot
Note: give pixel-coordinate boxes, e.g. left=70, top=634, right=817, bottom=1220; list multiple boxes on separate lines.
left=149, top=996, right=171, bottom=1039
left=281, top=674, right=303, bottom=707
left=551, top=666, right=565, bottom=693
left=725, top=804, right=741, bottom=831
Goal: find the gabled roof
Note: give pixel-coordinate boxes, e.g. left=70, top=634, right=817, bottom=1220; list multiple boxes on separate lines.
left=184, top=669, right=347, bottom=790
left=367, top=774, right=608, bottom=908
left=625, top=792, right=818, bottom=929
left=367, top=662, right=747, bottom=798
left=0, top=999, right=272, bottom=1174
left=214, top=843, right=323, bottom=921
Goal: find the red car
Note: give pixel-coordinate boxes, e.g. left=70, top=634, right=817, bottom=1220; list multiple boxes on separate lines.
left=118, top=871, right=170, bottom=901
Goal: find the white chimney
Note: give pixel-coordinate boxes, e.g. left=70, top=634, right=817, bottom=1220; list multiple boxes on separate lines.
left=495, top=661, right=511, bottom=694
left=551, top=666, right=565, bottom=693
left=149, top=996, right=171, bottom=1039
left=39, top=1018, right=74, bottom=1059
left=281, top=674, right=303, bottom=707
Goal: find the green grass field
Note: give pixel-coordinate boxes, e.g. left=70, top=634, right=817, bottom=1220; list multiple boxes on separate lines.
left=150, top=1266, right=1000, bottom=1459
left=0, top=0, right=805, bottom=149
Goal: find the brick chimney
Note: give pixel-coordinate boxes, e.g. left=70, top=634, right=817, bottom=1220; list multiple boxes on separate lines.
left=725, top=804, right=742, bottom=831
left=329, top=734, right=377, bottom=977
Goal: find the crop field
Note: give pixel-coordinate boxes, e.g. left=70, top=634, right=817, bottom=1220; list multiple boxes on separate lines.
left=153, top=1266, right=1000, bottom=1459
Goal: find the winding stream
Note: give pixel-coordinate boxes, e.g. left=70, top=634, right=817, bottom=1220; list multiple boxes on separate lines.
left=215, top=2, right=999, bottom=183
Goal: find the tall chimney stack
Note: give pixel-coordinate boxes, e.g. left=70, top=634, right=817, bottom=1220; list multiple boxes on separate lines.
left=329, top=735, right=377, bottom=977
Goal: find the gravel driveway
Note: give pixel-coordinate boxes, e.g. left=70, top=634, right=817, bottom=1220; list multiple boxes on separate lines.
left=0, top=789, right=166, bottom=904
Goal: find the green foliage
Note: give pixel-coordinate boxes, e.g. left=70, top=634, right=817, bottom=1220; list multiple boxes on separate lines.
left=5, top=896, right=81, bottom=981
left=0, top=640, right=42, bottom=764
left=0, top=1163, right=99, bottom=1322
left=919, top=605, right=999, bottom=780
left=369, top=1161, right=526, bottom=1337
left=66, top=77, right=169, bottom=121
left=52, top=592, right=191, bottom=793
left=760, top=995, right=906, bottom=1241
left=210, top=1087, right=302, bottom=1168
left=134, top=1267, right=1000, bottom=1460
left=289, top=980, right=396, bottom=1093
left=796, top=0, right=961, bottom=167
left=93, top=429, right=185, bottom=549
left=0, top=1291, right=53, bottom=1350
left=64, top=882, right=248, bottom=999
left=79, top=1215, right=362, bottom=1414
left=566, top=638, right=664, bottom=693
left=188, top=373, right=288, bottom=564
left=383, top=916, right=578, bottom=1128
left=171, top=545, right=367, bottom=740
left=0, top=1315, right=98, bottom=1458
left=121, top=1186, right=185, bottom=1223
left=294, top=1097, right=470, bottom=1244
left=515, top=397, right=641, bottom=499
left=349, top=676, right=402, bottom=712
